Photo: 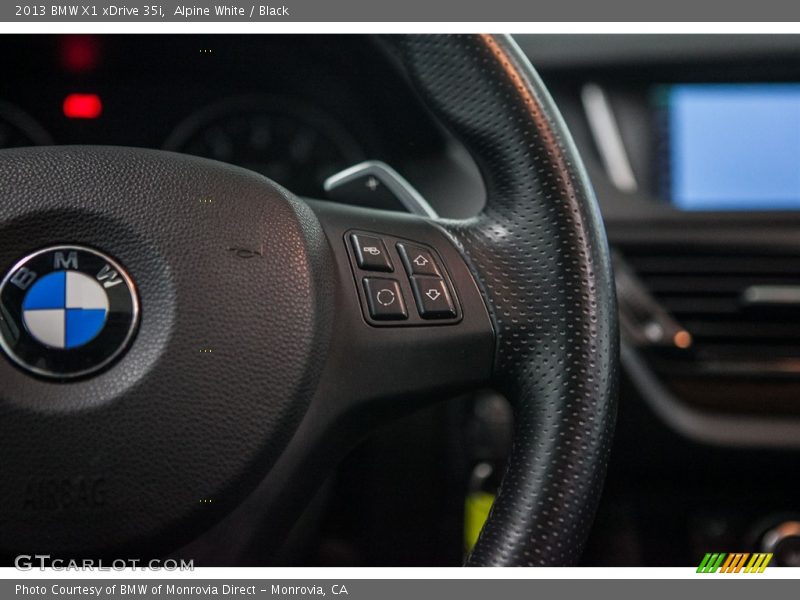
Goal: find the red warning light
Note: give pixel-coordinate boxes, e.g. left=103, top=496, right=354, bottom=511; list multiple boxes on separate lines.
left=63, top=94, right=103, bottom=119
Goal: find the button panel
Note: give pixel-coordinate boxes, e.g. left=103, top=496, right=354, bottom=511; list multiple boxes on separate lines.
left=345, top=231, right=461, bottom=327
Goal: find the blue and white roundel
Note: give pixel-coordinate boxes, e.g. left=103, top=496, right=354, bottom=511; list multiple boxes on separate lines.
left=22, top=270, right=109, bottom=349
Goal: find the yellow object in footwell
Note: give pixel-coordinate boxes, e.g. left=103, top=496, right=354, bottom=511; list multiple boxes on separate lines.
left=464, top=491, right=496, bottom=552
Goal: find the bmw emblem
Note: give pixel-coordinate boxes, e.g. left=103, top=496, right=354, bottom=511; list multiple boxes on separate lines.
left=0, top=246, right=139, bottom=379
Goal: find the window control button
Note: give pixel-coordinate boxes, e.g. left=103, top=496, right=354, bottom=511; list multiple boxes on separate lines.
left=351, top=234, right=392, bottom=272
left=397, top=243, right=440, bottom=277
left=363, top=278, right=407, bottom=320
left=410, top=276, right=456, bottom=319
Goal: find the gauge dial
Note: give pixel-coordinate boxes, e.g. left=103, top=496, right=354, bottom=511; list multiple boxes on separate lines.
left=0, top=101, right=53, bottom=149
left=165, top=96, right=364, bottom=197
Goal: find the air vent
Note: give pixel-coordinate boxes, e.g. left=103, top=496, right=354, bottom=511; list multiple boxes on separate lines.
left=618, top=245, right=800, bottom=375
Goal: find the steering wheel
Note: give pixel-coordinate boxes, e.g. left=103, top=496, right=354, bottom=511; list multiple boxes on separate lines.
left=0, top=35, right=617, bottom=567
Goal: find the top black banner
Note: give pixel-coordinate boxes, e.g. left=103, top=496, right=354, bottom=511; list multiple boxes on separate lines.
left=4, top=0, right=800, bottom=22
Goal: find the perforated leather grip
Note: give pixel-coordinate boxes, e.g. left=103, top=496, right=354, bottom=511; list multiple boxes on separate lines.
left=392, top=35, right=619, bottom=566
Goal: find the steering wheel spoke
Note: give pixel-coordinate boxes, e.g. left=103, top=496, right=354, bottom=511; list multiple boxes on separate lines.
left=175, top=199, right=495, bottom=564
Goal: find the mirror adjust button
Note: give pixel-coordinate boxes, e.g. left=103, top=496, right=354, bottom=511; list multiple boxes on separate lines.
left=397, top=243, right=440, bottom=277
left=351, top=234, right=393, bottom=272
left=363, top=278, right=408, bottom=320
left=410, top=276, right=456, bottom=319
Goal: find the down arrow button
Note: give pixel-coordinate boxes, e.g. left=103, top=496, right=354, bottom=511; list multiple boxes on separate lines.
left=410, top=276, right=456, bottom=319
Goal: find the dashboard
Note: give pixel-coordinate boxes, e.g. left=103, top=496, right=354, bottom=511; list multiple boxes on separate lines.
left=520, top=35, right=800, bottom=435
left=0, top=35, right=479, bottom=205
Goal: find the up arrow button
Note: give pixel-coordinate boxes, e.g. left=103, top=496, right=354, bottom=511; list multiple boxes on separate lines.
left=397, top=243, right=440, bottom=277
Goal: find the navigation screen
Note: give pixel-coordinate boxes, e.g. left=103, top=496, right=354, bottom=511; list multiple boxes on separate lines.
left=665, top=84, right=800, bottom=211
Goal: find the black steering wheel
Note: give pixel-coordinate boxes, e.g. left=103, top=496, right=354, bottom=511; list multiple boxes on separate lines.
left=0, top=34, right=617, bottom=566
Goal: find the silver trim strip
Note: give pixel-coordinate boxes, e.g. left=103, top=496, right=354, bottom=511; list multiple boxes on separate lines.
left=742, top=285, right=800, bottom=306
left=581, top=83, right=638, bottom=193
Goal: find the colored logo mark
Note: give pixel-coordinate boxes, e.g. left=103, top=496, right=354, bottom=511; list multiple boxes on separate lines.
left=697, top=552, right=773, bottom=573
left=22, top=270, right=109, bottom=349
